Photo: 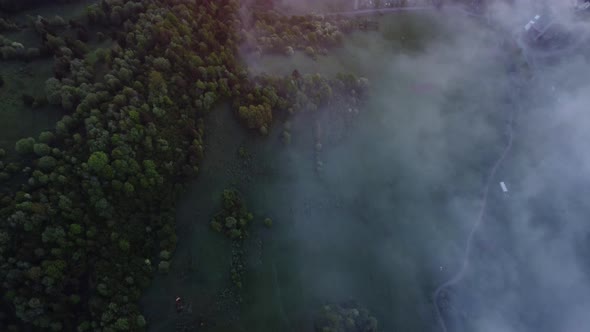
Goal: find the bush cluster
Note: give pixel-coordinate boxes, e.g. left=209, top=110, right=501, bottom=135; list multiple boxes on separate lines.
left=314, top=301, right=379, bottom=332
left=241, top=9, right=360, bottom=57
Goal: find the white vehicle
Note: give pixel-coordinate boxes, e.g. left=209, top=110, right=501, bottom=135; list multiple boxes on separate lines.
left=500, top=181, right=508, bottom=193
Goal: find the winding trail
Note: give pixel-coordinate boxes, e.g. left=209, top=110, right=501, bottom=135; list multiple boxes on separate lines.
left=325, top=5, right=455, bottom=16
left=426, top=9, right=583, bottom=332
left=432, top=84, right=518, bottom=332
left=324, top=4, right=488, bottom=18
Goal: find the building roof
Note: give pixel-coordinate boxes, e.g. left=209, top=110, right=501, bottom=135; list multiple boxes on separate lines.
left=524, top=15, right=541, bottom=31
left=524, top=13, right=557, bottom=42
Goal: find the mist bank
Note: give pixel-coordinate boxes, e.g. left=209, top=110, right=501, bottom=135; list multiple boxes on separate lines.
left=446, top=50, right=590, bottom=332
left=424, top=2, right=590, bottom=332
left=248, top=2, right=590, bottom=332
left=251, top=7, right=521, bottom=331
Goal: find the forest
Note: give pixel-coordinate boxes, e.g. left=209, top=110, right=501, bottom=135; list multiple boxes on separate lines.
left=0, top=0, right=372, bottom=330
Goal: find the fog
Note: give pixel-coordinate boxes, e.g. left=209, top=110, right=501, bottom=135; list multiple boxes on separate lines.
left=240, top=1, right=590, bottom=331
left=135, top=1, right=590, bottom=330
left=443, top=3, right=590, bottom=332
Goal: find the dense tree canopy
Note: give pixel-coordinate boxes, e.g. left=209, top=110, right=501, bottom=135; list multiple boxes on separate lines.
left=0, top=0, right=370, bottom=330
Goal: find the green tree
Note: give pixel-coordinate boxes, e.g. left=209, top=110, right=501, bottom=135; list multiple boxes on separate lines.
left=38, top=131, right=55, bottom=144
left=33, top=143, right=51, bottom=157
left=264, top=218, right=273, bottom=228
left=88, top=151, right=109, bottom=173
left=38, top=156, right=57, bottom=171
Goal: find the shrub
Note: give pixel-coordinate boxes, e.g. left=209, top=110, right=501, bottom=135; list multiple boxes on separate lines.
left=87, top=151, right=109, bottom=173
left=33, top=143, right=51, bottom=156
left=15, top=137, right=35, bottom=155
left=38, top=156, right=57, bottom=171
